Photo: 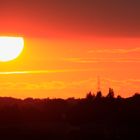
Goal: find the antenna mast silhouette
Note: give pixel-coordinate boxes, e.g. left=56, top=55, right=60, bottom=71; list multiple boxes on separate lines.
left=97, top=76, right=101, bottom=92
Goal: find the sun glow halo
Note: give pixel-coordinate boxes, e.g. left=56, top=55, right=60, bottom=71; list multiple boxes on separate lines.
left=0, top=37, right=24, bottom=62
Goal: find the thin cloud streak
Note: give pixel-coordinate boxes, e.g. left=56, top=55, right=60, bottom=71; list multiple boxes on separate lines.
left=0, top=79, right=96, bottom=91
left=64, top=58, right=140, bottom=63
left=89, top=48, right=140, bottom=54
left=0, top=69, right=99, bottom=75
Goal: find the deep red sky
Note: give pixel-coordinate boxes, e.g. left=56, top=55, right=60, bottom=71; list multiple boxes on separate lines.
left=0, top=0, right=140, bottom=98
left=0, top=0, right=140, bottom=38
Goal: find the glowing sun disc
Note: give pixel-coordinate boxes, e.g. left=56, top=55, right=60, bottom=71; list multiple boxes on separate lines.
left=0, top=37, right=24, bottom=62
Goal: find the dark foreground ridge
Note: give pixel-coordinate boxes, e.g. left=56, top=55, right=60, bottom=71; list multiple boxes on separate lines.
left=0, top=90, right=140, bottom=140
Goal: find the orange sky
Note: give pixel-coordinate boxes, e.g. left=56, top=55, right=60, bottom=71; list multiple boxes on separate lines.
left=0, top=0, right=140, bottom=98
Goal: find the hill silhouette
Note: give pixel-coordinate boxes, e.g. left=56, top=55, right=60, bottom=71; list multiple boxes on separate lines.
left=0, top=89, right=140, bottom=140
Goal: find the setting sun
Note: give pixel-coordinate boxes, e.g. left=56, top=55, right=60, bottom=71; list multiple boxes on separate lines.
left=0, top=37, right=24, bottom=62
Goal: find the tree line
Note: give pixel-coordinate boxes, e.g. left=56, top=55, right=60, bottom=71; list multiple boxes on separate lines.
left=0, top=89, right=139, bottom=139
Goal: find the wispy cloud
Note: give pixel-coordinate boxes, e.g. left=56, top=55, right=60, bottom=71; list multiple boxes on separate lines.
left=0, top=69, right=99, bottom=75
left=89, top=48, right=140, bottom=54
left=64, top=57, right=140, bottom=63
left=102, top=78, right=140, bottom=89
left=0, top=78, right=140, bottom=98
left=0, top=79, right=96, bottom=90
left=0, top=77, right=139, bottom=93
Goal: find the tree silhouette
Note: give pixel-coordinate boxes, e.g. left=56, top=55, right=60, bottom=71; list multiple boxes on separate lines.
left=86, top=92, right=95, bottom=101
left=106, top=88, right=114, bottom=98
left=96, top=91, right=102, bottom=99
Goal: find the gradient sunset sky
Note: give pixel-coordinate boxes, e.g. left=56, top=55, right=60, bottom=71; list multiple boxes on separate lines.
left=0, top=0, right=140, bottom=98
